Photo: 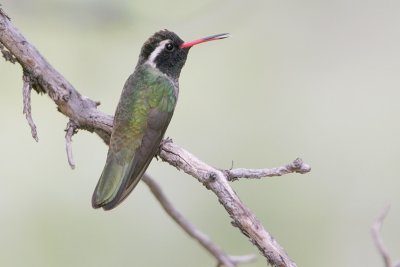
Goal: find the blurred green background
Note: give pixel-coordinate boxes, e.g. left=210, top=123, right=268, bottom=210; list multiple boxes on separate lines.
left=1, top=0, right=399, bottom=266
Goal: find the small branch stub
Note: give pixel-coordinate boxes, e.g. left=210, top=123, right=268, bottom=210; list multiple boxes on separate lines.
left=22, top=73, right=38, bottom=142
left=0, top=42, right=16, bottom=63
left=65, top=120, right=79, bottom=169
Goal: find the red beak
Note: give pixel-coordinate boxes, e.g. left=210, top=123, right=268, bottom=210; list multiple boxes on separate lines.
left=180, top=33, right=229, bottom=49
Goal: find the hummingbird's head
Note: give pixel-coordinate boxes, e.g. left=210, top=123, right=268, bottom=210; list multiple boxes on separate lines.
left=139, top=30, right=229, bottom=80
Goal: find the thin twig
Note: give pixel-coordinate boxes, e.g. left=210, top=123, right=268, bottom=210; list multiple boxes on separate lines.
left=143, top=174, right=256, bottom=267
left=225, top=158, right=311, bottom=181
left=371, top=205, right=399, bottom=267
left=22, top=73, right=38, bottom=142
left=65, top=120, right=79, bottom=169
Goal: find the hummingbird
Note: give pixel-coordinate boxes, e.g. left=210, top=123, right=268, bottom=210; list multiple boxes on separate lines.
left=92, top=30, right=228, bottom=210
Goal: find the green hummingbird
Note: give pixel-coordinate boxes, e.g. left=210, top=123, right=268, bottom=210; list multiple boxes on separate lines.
left=92, top=30, right=228, bottom=210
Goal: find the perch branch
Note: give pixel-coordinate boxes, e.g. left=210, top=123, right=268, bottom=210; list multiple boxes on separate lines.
left=0, top=7, right=113, bottom=143
left=371, top=205, right=399, bottom=267
left=1, top=8, right=310, bottom=267
left=160, top=141, right=300, bottom=267
left=143, top=173, right=256, bottom=267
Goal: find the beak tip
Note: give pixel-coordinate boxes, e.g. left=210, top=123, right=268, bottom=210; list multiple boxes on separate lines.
left=220, top=33, right=230, bottom=39
left=180, top=32, right=230, bottom=49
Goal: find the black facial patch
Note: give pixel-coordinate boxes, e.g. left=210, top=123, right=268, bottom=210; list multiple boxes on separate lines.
left=139, top=30, right=190, bottom=79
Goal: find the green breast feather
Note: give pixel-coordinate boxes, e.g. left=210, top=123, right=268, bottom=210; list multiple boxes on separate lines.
left=92, top=66, right=177, bottom=209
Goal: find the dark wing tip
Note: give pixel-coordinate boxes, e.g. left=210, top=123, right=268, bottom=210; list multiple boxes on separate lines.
left=91, top=191, right=121, bottom=211
left=91, top=193, right=103, bottom=209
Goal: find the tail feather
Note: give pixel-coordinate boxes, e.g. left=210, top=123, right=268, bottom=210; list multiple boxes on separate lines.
left=92, top=155, right=130, bottom=210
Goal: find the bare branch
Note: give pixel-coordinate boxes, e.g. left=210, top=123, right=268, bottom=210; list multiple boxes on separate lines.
left=225, top=158, right=311, bottom=181
left=65, top=120, right=79, bottom=169
left=159, top=141, right=299, bottom=267
left=0, top=9, right=113, bottom=143
left=22, top=73, right=39, bottom=142
left=143, top=174, right=256, bottom=267
left=371, top=205, right=399, bottom=267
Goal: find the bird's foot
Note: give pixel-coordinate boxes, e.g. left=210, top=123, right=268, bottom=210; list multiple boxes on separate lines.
left=155, top=137, right=174, bottom=160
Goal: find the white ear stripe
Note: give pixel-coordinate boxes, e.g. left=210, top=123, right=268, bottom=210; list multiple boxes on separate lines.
left=146, top=39, right=170, bottom=68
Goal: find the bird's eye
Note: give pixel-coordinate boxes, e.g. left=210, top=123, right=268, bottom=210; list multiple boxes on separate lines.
left=165, top=43, right=174, bottom=52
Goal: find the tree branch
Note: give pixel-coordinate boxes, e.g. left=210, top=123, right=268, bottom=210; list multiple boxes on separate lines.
left=226, top=158, right=311, bottom=181
left=160, top=140, right=299, bottom=267
left=371, top=206, right=400, bottom=267
left=0, top=6, right=113, bottom=143
left=143, top=173, right=256, bottom=267
left=1, top=8, right=310, bottom=267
